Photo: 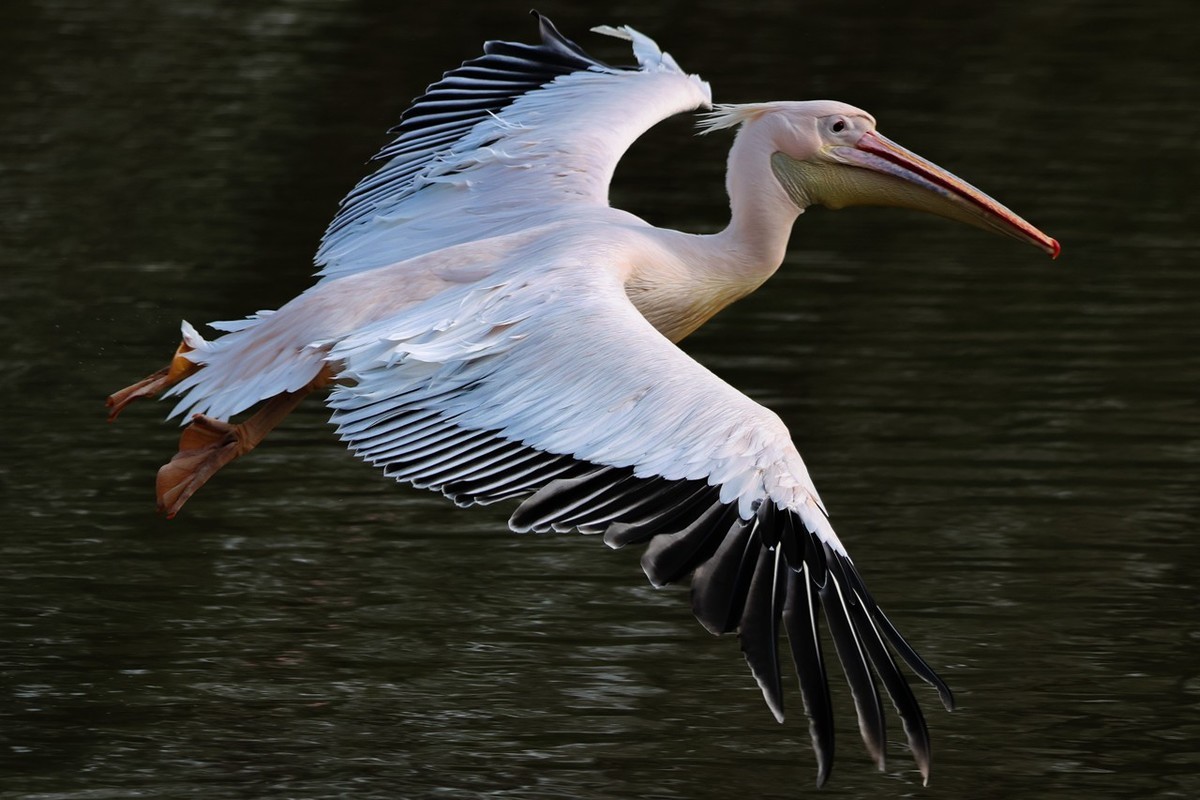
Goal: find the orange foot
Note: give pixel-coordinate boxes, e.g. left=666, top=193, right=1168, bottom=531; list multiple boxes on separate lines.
left=156, top=415, right=245, bottom=518
left=153, top=382, right=320, bottom=518
left=107, top=342, right=197, bottom=421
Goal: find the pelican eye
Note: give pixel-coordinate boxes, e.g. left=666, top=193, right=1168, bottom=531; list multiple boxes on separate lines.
left=831, top=119, right=846, bottom=133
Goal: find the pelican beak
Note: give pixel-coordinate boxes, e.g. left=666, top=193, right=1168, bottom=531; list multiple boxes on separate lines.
left=823, top=130, right=1060, bottom=258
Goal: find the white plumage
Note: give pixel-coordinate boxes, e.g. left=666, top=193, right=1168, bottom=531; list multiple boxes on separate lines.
left=313, top=23, right=710, bottom=280
left=109, top=13, right=1058, bottom=786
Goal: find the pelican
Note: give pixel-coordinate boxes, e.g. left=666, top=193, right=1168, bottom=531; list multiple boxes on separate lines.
left=107, top=14, right=1058, bottom=785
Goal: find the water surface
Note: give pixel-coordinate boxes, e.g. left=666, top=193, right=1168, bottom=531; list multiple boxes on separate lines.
left=2, top=2, right=1197, bottom=798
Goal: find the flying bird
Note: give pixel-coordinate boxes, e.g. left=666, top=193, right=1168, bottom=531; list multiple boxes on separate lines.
left=107, top=14, right=1058, bottom=786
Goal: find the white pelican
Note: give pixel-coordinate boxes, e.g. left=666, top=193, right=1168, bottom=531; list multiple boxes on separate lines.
left=107, top=14, right=1058, bottom=785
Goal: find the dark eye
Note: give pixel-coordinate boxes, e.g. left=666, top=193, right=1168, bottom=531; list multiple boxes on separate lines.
left=832, top=119, right=846, bottom=133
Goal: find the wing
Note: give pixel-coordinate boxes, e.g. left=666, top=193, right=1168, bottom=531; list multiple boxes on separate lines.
left=314, top=14, right=712, bottom=280
left=325, top=262, right=954, bottom=785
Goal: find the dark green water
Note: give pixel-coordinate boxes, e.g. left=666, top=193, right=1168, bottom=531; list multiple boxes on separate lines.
left=2, top=1, right=1197, bottom=798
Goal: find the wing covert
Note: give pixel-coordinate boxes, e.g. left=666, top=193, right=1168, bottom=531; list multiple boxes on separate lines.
left=314, top=14, right=712, bottom=280
left=324, top=263, right=952, bottom=784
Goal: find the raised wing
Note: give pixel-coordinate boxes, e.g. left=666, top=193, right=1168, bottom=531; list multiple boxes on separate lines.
left=314, top=14, right=712, bottom=281
left=325, top=261, right=953, bottom=785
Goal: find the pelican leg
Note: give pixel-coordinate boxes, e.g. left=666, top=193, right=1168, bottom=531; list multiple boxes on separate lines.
left=155, top=369, right=332, bottom=518
left=156, top=393, right=306, bottom=519
left=106, top=341, right=198, bottom=422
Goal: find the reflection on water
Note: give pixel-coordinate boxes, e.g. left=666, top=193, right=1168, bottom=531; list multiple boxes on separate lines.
left=1, top=1, right=1197, bottom=798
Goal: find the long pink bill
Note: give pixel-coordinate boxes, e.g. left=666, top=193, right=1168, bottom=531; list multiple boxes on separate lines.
left=838, top=130, right=1060, bottom=258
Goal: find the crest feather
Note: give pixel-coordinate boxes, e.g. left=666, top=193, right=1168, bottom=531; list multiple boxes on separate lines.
left=697, top=103, right=776, bottom=133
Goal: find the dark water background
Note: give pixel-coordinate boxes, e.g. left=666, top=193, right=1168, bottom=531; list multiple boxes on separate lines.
left=1, top=1, right=1197, bottom=798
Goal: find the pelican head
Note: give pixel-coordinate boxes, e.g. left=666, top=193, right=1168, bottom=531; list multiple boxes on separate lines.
left=705, top=101, right=1060, bottom=258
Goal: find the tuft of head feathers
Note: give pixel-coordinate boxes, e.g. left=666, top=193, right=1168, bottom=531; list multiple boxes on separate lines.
left=696, top=103, right=777, bottom=134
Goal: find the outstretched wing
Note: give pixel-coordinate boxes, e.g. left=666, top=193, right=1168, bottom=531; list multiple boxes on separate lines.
left=315, top=14, right=712, bottom=280
left=325, top=261, right=954, bottom=785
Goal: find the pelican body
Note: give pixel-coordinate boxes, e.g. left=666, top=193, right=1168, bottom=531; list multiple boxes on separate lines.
left=107, top=14, right=1057, bottom=786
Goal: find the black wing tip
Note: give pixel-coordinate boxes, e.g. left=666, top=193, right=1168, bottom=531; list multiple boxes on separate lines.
left=775, top=516, right=957, bottom=782
left=827, top=547, right=951, bottom=784
left=868, top=599, right=957, bottom=714
left=528, top=10, right=576, bottom=48
left=530, top=10, right=612, bottom=69
left=811, top=735, right=834, bottom=787
left=938, top=683, right=956, bottom=713
left=736, top=543, right=790, bottom=723
left=363, top=401, right=954, bottom=785
left=524, top=478, right=953, bottom=784
left=652, top=501, right=957, bottom=783
left=740, top=619, right=786, bottom=721
left=529, top=8, right=552, bottom=32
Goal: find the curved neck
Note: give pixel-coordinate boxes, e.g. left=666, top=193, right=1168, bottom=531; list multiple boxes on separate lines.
left=624, top=122, right=806, bottom=343
left=707, top=121, right=804, bottom=285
